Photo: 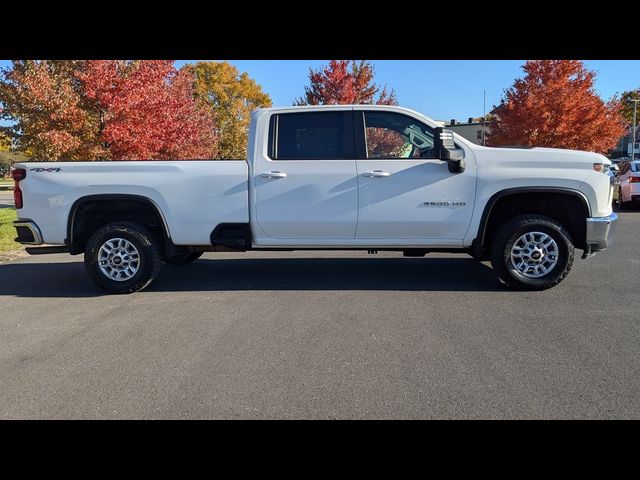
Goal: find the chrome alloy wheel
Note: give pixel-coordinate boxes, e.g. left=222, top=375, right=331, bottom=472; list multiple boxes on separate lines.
left=510, top=231, right=559, bottom=278
left=98, top=237, right=140, bottom=282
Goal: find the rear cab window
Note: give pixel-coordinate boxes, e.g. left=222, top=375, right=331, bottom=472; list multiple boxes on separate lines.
left=267, top=111, right=354, bottom=160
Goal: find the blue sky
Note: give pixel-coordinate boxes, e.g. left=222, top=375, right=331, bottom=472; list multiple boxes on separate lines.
left=2, top=60, right=640, bottom=123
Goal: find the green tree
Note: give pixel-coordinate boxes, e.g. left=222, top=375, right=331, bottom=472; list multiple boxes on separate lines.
left=620, top=89, right=640, bottom=126
left=0, top=131, right=26, bottom=177
left=186, top=61, right=272, bottom=159
left=0, top=150, right=29, bottom=178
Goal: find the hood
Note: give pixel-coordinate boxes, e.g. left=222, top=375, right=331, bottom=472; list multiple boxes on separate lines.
left=475, top=145, right=610, bottom=165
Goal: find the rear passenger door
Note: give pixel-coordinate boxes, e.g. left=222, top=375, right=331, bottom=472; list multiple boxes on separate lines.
left=253, top=109, right=359, bottom=242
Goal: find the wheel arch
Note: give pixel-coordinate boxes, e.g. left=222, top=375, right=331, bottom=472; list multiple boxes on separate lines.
left=472, top=187, right=591, bottom=258
left=66, top=194, right=172, bottom=254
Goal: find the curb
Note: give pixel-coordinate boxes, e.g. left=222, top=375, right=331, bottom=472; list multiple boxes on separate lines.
left=0, top=248, right=27, bottom=264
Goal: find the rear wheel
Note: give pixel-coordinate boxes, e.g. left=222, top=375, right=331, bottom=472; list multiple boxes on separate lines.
left=490, top=214, right=574, bottom=291
left=84, top=222, right=161, bottom=294
left=163, top=252, right=203, bottom=265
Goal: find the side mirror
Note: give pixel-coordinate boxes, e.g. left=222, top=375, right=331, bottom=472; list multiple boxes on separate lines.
left=434, top=127, right=465, bottom=173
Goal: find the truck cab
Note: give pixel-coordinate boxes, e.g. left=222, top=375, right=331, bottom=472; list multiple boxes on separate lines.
left=249, top=105, right=473, bottom=247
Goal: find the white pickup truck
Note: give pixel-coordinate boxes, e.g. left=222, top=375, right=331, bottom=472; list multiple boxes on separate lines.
left=12, top=105, right=617, bottom=293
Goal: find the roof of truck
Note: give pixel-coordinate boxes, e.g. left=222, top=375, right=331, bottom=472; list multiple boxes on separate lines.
left=261, top=104, right=417, bottom=111
left=254, top=104, right=440, bottom=128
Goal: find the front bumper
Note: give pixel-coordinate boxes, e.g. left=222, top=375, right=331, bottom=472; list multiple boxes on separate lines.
left=13, top=220, right=43, bottom=245
left=583, top=212, right=618, bottom=258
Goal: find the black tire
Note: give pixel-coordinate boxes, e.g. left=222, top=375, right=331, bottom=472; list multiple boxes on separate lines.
left=490, top=214, right=575, bottom=291
left=163, top=252, right=203, bottom=265
left=84, top=222, right=162, bottom=294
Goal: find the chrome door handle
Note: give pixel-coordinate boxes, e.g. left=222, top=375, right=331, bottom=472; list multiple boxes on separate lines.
left=261, top=171, right=287, bottom=179
left=363, top=170, right=391, bottom=178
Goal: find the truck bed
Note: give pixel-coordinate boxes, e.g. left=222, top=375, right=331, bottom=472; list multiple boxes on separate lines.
left=15, top=161, right=249, bottom=245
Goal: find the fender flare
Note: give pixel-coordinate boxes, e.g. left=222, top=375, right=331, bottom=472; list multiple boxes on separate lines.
left=65, top=194, right=172, bottom=247
left=471, top=187, right=591, bottom=257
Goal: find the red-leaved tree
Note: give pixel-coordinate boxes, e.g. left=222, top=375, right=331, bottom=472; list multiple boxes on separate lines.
left=0, top=60, right=218, bottom=160
left=77, top=61, right=217, bottom=160
left=295, top=60, right=397, bottom=106
left=488, top=60, right=626, bottom=153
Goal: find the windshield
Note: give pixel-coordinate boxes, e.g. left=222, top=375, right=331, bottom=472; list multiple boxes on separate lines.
left=632, top=162, right=640, bottom=173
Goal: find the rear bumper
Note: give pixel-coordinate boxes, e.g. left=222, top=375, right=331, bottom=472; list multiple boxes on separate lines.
left=583, top=212, right=618, bottom=258
left=624, top=183, right=640, bottom=202
left=13, top=220, right=43, bottom=245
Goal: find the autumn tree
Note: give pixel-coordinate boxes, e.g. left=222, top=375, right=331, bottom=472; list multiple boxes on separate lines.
left=0, top=131, right=11, bottom=151
left=488, top=60, right=625, bottom=153
left=185, top=61, right=271, bottom=159
left=0, top=60, right=104, bottom=160
left=77, top=60, right=217, bottom=160
left=295, top=60, right=397, bottom=106
left=0, top=60, right=218, bottom=161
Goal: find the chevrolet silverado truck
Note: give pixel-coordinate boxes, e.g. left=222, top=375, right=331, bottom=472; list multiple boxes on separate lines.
left=12, top=105, right=617, bottom=293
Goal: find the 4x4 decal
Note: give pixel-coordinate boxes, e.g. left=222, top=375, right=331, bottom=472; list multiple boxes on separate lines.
left=29, top=167, right=62, bottom=172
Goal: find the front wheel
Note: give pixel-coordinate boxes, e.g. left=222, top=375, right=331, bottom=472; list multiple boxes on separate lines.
left=490, top=214, right=575, bottom=291
left=84, top=222, right=162, bottom=294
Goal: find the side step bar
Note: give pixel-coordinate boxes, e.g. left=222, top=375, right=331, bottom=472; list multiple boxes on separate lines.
left=25, top=246, right=70, bottom=255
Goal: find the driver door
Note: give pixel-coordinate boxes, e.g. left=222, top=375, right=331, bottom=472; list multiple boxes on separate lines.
left=354, top=109, right=476, bottom=243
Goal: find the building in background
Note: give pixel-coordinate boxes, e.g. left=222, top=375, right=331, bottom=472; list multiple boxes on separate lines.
left=609, top=129, right=639, bottom=161
left=444, top=117, right=491, bottom=145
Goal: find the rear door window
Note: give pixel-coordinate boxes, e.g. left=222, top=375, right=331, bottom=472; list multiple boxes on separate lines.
left=268, top=111, right=353, bottom=160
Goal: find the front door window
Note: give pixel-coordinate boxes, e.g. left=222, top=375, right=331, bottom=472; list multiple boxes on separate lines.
left=363, top=111, right=436, bottom=159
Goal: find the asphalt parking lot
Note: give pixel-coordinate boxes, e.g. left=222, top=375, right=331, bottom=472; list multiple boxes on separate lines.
left=0, top=210, right=639, bottom=419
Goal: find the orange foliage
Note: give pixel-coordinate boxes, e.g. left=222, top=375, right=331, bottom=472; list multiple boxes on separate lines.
left=295, top=60, right=397, bottom=106
left=488, top=60, right=626, bottom=154
left=0, top=60, right=217, bottom=161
